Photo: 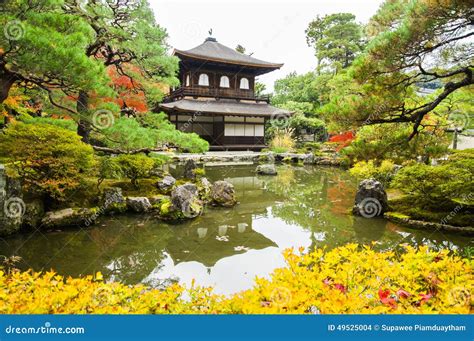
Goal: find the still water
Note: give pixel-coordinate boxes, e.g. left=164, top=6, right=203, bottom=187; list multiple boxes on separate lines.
left=0, top=165, right=471, bottom=294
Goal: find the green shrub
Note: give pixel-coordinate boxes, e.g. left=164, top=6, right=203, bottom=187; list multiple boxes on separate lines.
left=302, top=142, right=321, bottom=152
left=21, top=116, right=78, bottom=132
left=342, top=123, right=449, bottom=165
left=99, top=154, right=163, bottom=188
left=0, top=122, right=94, bottom=200
left=98, top=114, right=209, bottom=153
left=349, top=160, right=396, bottom=186
left=392, top=151, right=474, bottom=207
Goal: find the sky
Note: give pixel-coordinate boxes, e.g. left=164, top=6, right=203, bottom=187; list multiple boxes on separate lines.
left=150, top=0, right=385, bottom=91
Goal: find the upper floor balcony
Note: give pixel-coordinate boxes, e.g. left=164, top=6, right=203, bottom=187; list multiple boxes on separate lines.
left=163, top=86, right=270, bottom=104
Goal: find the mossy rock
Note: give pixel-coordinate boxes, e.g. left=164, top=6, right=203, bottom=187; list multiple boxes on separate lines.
left=105, top=202, right=127, bottom=214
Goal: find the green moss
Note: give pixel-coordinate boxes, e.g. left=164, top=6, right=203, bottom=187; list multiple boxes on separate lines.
left=385, top=212, right=410, bottom=220
left=389, top=197, right=474, bottom=227
left=159, top=199, right=172, bottom=215
left=258, top=154, right=271, bottom=163
left=106, top=202, right=127, bottom=214
left=193, top=168, right=206, bottom=177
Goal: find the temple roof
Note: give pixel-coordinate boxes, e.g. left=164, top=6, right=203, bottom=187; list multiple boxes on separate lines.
left=160, top=99, right=292, bottom=117
left=174, top=37, right=283, bottom=70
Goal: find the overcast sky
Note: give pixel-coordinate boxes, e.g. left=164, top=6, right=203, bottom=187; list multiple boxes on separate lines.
left=150, top=0, right=384, bottom=91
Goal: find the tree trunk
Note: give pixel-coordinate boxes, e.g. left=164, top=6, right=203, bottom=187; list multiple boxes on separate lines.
left=76, top=90, right=92, bottom=144
left=0, top=67, right=17, bottom=104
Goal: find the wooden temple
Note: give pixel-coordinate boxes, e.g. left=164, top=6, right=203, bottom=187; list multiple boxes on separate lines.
left=159, top=37, right=291, bottom=151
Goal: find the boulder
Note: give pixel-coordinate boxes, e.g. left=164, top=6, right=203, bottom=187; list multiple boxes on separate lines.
left=126, top=197, right=152, bottom=213
left=256, top=164, right=278, bottom=176
left=199, top=177, right=212, bottom=202
left=352, top=179, right=388, bottom=218
left=210, top=181, right=237, bottom=207
left=0, top=165, right=25, bottom=235
left=100, top=187, right=126, bottom=214
left=102, top=187, right=124, bottom=205
left=22, top=199, right=45, bottom=229
left=41, top=208, right=97, bottom=229
left=170, top=183, right=203, bottom=218
left=303, top=153, right=315, bottom=165
left=156, top=175, right=176, bottom=192
left=183, top=159, right=198, bottom=179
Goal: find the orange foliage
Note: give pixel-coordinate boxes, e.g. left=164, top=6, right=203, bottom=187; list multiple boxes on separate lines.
left=329, top=131, right=355, bottom=151
left=106, top=64, right=148, bottom=113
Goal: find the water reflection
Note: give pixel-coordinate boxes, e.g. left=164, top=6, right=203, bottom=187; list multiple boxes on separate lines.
left=0, top=165, right=470, bottom=294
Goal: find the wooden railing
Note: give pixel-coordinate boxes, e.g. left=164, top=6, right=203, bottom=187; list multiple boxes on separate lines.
left=163, top=87, right=270, bottom=103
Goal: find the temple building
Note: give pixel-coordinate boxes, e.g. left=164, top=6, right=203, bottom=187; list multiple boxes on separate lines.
left=159, top=37, right=291, bottom=150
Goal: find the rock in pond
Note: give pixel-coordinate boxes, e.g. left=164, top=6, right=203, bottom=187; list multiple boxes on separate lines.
left=22, top=199, right=45, bottom=229
left=156, top=175, right=176, bottom=192
left=101, top=187, right=126, bottom=213
left=352, top=179, right=388, bottom=218
left=126, top=197, right=152, bottom=213
left=183, top=159, right=198, bottom=180
left=256, top=164, right=277, bottom=176
left=198, top=177, right=212, bottom=202
left=210, top=181, right=237, bottom=207
left=0, top=166, right=25, bottom=235
left=41, top=208, right=97, bottom=229
left=169, top=183, right=203, bottom=219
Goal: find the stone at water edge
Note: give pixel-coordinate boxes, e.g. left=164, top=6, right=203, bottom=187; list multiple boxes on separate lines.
left=199, top=177, right=212, bottom=202
left=156, top=175, right=176, bottom=192
left=126, top=197, right=152, bottom=213
left=256, top=164, right=278, bottom=175
left=0, top=165, right=25, bottom=235
left=22, top=199, right=45, bottom=229
left=352, top=179, right=389, bottom=218
left=210, top=180, right=237, bottom=207
left=41, top=208, right=97, bottom=229
left=183, top=159, right=198, bottom=179
left=101, top=187, right=125, bottom=206
left=170, top=183, right=203, bottom=219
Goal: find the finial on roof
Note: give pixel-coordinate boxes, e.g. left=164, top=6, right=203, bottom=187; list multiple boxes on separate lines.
left=205, top=28, right=217, bottom=42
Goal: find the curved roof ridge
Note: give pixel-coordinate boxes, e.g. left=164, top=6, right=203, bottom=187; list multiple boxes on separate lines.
left=173, top=38, right=283, bottom=69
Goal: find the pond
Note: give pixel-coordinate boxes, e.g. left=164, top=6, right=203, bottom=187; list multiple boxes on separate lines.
left=0, top=165, right=471, bottom=295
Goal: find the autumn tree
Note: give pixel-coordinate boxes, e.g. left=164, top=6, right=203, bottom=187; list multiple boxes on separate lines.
left=323, top=0, right=473, bottom=138
left=305, top=13, right=365, bottom=73
left=62, top=0, right=179, bottom=142
left=0, top=0, right=110, bottom=116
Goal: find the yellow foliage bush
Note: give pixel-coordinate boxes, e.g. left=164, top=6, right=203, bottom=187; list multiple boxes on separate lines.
left=0, top=245, right=472, bottom=314
left=270, top=128, right=296, bottom=153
